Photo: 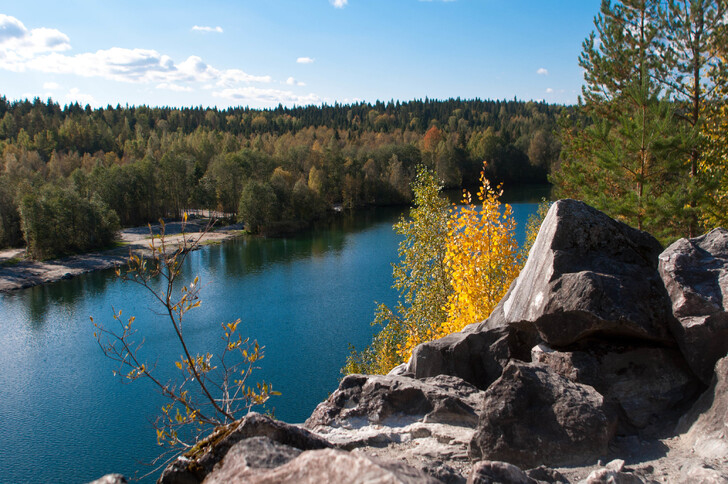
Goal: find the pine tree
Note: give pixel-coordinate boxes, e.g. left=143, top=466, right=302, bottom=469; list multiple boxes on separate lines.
left=554, top=0, right=685, bottom=241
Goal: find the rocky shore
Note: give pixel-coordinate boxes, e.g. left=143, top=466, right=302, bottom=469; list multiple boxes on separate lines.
left=94, top=200, right=728, bottom=484
left=0, top=219, right=244, bottom=293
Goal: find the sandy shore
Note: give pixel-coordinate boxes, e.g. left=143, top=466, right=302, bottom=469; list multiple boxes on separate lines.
left=0, top=220, right=245, bottom=293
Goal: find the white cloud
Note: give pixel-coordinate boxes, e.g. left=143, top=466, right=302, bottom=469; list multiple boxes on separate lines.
left=0, top=14, right=280, bottom=95
left=213, top=87, right=320, bottom=106
left=330, top=0, right=348, bottom=7
left=43, top=81, right=59, bottom=90
left=537, top=67, right=549, bottom=75
left=65, top=87, right=95, bottom=105
left=191, top=25, right=223, bottom=33
left=285, top=76, right=305, bottom=86
left=0, top=14, right=70, bottom=70
left=296, top=56, right=314, bottom=64
left=157, top=82, right=193, bottom=92
left=546, top=88, right=554, bottom=93
left=218, top=68, right=272, bottom=86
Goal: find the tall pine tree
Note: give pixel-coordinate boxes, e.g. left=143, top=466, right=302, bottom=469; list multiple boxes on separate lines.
left=554, top=0, right=684, bottom=240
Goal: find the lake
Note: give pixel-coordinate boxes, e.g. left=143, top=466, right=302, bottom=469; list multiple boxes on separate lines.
left=0, top=187, right=547, bottom=483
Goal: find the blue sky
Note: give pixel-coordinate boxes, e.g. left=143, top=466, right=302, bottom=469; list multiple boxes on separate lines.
left=0, top=0, right=601, bottom=109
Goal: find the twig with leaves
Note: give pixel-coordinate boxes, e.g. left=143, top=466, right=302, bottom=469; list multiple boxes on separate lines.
left=92, top=214, right=278, bottom=457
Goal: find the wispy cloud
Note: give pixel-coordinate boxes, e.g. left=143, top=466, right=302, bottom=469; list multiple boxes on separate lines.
left=546, top=87, right=554, bottom=93
left=191, top=25, right=223, bottom=33
left=537, top=67, right=549, bottom=75
left=286, top=76, right=305, bottom=86
left=65, top=87, right=95, bottom=105
left=157, top=82, right=193, bottom=92
left=0, top=14, right=326, bottom=106
left=330, top=0, right=348, bottom=8
left=296, top=57, right=315, bottom=64
left=213, top=87, right=320, bottom=106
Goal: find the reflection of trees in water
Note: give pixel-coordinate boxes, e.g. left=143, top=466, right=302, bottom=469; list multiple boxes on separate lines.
left=212, top=207, right=404, bottom=278
left=24, top=269, right=115, bottom=324
left=13, top=206, right=406, bottom=322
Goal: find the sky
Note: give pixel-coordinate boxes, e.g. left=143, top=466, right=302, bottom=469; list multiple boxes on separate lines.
left=0, top=0, right=602, bottom=109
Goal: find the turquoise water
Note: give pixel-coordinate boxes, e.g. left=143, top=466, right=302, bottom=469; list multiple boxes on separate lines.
left=0, top=197, right=543, bottom=483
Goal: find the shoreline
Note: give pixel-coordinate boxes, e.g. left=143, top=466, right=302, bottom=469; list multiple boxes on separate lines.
left=0, top=221, right=245, bottom=294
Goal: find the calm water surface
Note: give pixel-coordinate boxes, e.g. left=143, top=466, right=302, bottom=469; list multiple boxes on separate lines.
left=0, top=192, right=545, bottom=483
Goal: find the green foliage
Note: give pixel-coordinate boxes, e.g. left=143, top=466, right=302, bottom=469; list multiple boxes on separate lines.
left=19, top=185, right=119, bottom=259
left=0, top=175, right=23, bottom=247
left=521, top=198, right=551, bottom=260
left=553, top=0, right=727, bottom=241
left=237, top=180, right=277, bottom=233
left=344, top=166, right=451, bottom=374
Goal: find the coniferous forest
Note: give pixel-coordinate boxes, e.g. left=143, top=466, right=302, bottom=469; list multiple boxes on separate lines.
left=0, top=97, right=567, bottom=258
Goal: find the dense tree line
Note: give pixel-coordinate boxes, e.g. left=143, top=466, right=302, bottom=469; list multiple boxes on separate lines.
left=0, top=96, right=568, bottom=256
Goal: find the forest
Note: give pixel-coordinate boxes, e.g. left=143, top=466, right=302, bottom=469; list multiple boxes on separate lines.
left=0, top=97, right=567, bottom=259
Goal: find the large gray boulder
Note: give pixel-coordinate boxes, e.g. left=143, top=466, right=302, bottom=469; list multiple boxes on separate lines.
left=677, top=356, right=728, bottom=461
left=407, top=326, right=536, bottom=390
left=658, top=227, right=728, bottom=384
left=532, top=344, right=700, bottom=433
left=469, top=361, right=613, bottom=469
left=481, top=199, right=674, bottom=347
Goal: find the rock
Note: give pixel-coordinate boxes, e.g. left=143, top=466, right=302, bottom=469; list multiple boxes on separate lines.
left=581, top=464, right=646, bottom=484
left=204, top=448, right=441, bottom=483
left=388, top=363, right=413, bottom=377
left=158, top=413, right=331, bottom=484
left=525, top=466, right=568, bottom=483
left=202, top=437, right=302, bottom=483
left=677, top=356, right=728, bottom=461
left=469, top=361, right=613, bottom=469
left=306, top=374, right=483, bottom=482
left=677, top=461, right=728, bottom=484
left=533, top=344, right=700, bottom=433
left=306, top=374, right=483, bottom=429
left=467, top=460, right=535, bottom=484
left=658, top=228, right=728, bottom=384
left=481, top=199, right=674, bottom=347
left=408, top=326, right=536, bottom=390
left=87, top=475, right=127, bottom=484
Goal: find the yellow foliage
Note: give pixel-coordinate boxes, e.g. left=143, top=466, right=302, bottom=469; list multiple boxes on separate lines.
left=438, top=170, right=521, bottom=336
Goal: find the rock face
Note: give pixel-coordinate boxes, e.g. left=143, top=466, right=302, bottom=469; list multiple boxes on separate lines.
left=158, top=413, right=331, bottom=484
left=205, top=448, right=441, bottom=484
left=659, top=228, right=728, bottom=384
left=482, top=199, right=674, bottom=347
left=407, top=326, right=535, bottom=390
left=532, top=344, right=700, bottom=432
left=677, top=356, right=728, bottom=461
left=306, top=373, right=484, bottom=482
left=469, top=361, right=613, bottom=469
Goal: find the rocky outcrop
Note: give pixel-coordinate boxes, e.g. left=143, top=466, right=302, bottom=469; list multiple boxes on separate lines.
left=677, top=356, right=728, bottom=461
left=532, top=344, right=700, bottom=433
left=469, top=361, right=613, bottom=468
left=659, top=228, right=728, bottom=384
left=306, top=374, right=484, bottom=482
left=148, top=201, right=728, bottom=484
left=482, top=199, right=674, bottom=347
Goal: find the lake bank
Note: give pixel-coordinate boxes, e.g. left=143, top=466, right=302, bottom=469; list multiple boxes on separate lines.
left=0, top=220, right=245, bottom=293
